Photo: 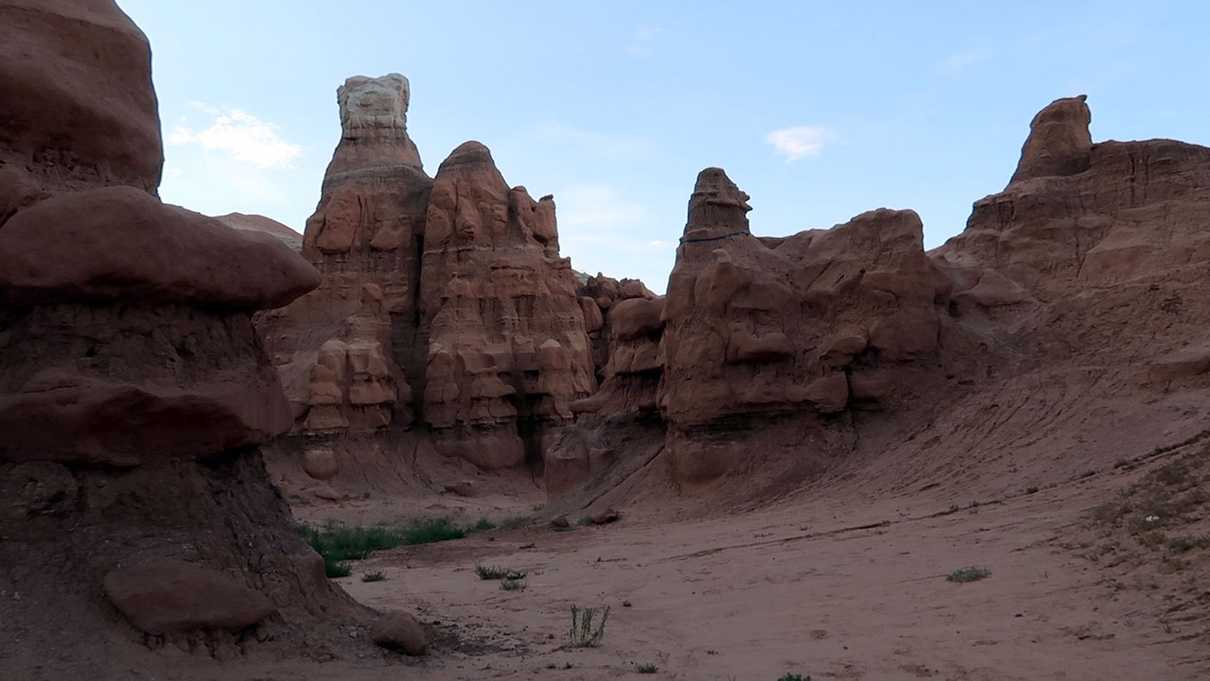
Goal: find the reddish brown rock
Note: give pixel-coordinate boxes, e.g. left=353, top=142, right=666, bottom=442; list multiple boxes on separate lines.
left=577, top=273, right=658, bottom=380
left=1009, top=95, right=1092, bottom=184
left=0, top=186, right=319, bottom=308
left=417, top=142, right=595, bottom=467
left=214, top=212, right=304, bottom=251
left=261, top=74, right=427, bottom=438
left=0, top=0, right=162, bottom=194
left=371, top=610, right=429, bottom=656
left=0, top=6, right=372, bottom=676
left=656, top=168, right=951, bottom=481
left=258, top=77, right=596, bottom=484
left=936, top=96, right=1210, bottom=301
left=103, top=559, right=276, bottom=634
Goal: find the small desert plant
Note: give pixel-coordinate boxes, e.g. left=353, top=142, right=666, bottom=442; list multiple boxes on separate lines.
left=475, top=564, right=509, bottom=580
left=576, top=515, right=593, bottom=526
left=1168, top=534, right=1210, bottom=553
left=946, top=566, right=991, bottom=583
left=475, top=564, right=526, bottom=580
left=776, top=674, right=811, bottom=681
left=568, top=605, right=610, bottom=647
left=636, top=662, right=658, bottom=673
left=361, top=571, right=386, bottom=582
left=500, top=577, right=526, bottom=591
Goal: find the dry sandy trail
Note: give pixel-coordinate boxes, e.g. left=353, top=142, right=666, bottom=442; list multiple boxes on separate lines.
left=224, top=464, right=1208, bottom=681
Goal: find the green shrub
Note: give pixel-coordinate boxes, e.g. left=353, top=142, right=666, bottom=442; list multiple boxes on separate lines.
left=777, top=675, right=811, bottom=681
left=402, top=517, right=467, bottom=545
left=302, top=516, right=478, bottom=579
left=636, top=663, right=658, bottom=673
left=946, top=566, right=991, bottom=583
left=301, top=522, right=405, bottom=563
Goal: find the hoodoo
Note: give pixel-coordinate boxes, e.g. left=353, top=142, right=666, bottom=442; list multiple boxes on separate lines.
left=0, top=2, right=381, bottom=676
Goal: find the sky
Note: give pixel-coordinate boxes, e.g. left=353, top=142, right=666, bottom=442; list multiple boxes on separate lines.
left=120, top=0, right=1210, bottom=292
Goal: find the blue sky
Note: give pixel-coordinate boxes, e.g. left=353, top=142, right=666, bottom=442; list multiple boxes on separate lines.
left=121, top=1, right=1210, bottom=292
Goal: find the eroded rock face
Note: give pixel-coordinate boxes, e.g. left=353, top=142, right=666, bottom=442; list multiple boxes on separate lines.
left=0, top=4, right=369, bottom=674
left=0, top=0, right=162, bottom=195
left=214, top=212, right=304, bottom=251
left=576, top=273, right=657, bottom=381
left=259, top=78, right=594, bottom=475
left=937, top=101, right=1210, bottom=300
left=1008, top=95, right=1093, bottom=184
left=261, top=74, right=428, bottom=441
left=658, top=169, right=950, bottom=480
left=420, top=142, right=594, bottom=467
left=103, top=559, right=277, bottom=635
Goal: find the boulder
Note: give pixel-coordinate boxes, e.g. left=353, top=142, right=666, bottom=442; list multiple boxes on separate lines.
left=371, top=611, right=429, bottom=656
left=103, top=559, right=275, bottom=635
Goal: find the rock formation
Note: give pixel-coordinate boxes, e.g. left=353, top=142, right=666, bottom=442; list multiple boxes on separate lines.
left=259, top=73, right=427, bottom=446
left=576, top=273, right=657, bottom=381
left=555, top=94, right=1210, bottom=504
left=214, top=212, right=304, bottom=250
left=419, top=142, right=594, bottom=468
left=259, top=74, right=595, bottom=493
left=0, top=3, right=376, bottom=676
left=0, top=0, right=162, bottom=197
left=657, top=168, right=953, bottom=481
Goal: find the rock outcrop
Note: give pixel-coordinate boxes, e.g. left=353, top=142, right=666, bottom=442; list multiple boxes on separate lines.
left=0, top=3, right=370, bottom=676
left=260, top=73, right=427, bottom=445
left=259, top=75, right=594, bottom=488
left=938, top=95, right=1210, bottom=300
left=564, top=94, right=1210, bottom=504
left=0, top=0, right=162, bottom=196
left=658, top=168, right=951, bottom=481
left=419, top=142, right=594, bottom=468
left=214, top=212, right=304, bottom=250
left=576, top=273, right=657, bottom=381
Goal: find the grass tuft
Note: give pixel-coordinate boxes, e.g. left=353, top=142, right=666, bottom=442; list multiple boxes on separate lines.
left=776, top=675, right=811, bottom=681
left=946, top=566, right=992, bottom=583
left=636, top=662, right=658, bottom=673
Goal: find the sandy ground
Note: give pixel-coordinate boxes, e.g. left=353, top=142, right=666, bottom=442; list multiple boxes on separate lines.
left=214, top=454, right=1209, bottom=681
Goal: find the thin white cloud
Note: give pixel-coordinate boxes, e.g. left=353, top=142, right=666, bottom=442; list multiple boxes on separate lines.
left=167, top=106, right=302, bottom=169
left=938, top=49, right=990, bottom=76
left=766, top=126, right=830, bottom=161
left=625, top=25, right=662, bottom=57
